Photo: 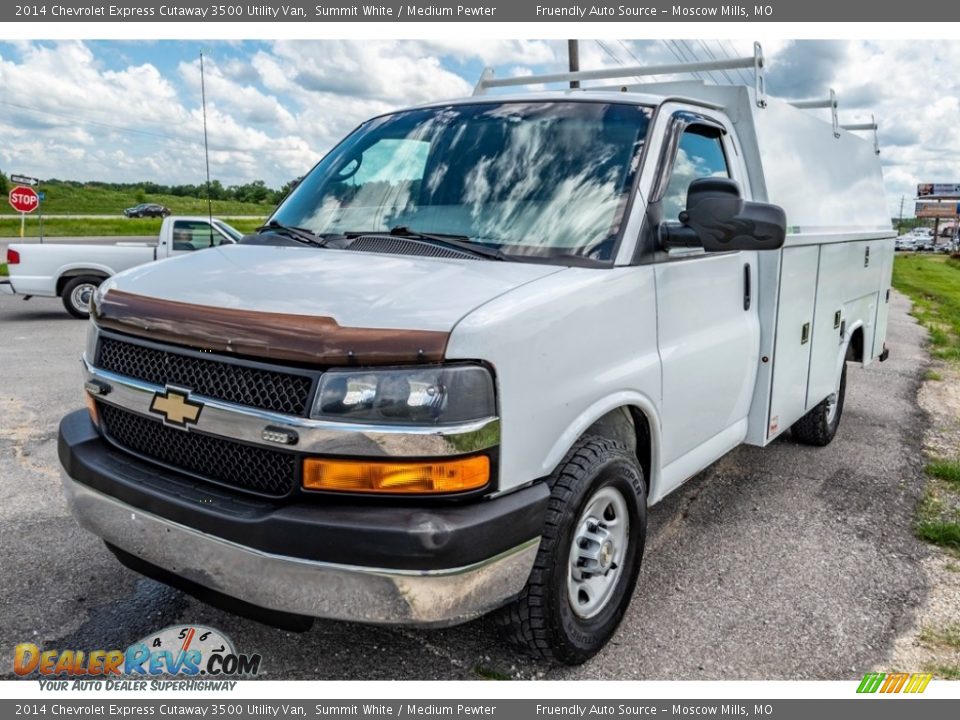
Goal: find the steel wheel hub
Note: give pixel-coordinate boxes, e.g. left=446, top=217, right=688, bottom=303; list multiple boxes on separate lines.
left=568, top=485, right=630, bottom=619
left=72, top=284, right=96, bottom=311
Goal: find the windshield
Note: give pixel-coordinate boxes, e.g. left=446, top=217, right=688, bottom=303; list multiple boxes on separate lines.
left=271, top=101, right=652, bottom=263
left=214, top=220, right=243, bottom=243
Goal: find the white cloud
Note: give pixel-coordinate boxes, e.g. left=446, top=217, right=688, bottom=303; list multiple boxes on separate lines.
left=0, top=39, right=957, bottom=219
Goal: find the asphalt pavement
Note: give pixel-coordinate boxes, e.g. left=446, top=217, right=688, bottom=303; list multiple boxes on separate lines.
left=0, top=291, right=930, bottom=680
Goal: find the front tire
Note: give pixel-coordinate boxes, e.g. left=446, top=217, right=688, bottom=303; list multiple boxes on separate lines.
left=61, top=276, right=102, bottom=319
left=791, top=362, right=847, bottom=446
left=496, top=436, right=647, bottom=665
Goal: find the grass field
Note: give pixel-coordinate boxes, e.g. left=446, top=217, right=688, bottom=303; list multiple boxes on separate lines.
left=894, top=253, right=960, bottom=554
left=893, top=255, right=960, bottom=360
left=0, top=216, right=266, bottom=238
left=3, top=180, right=274, bottom=216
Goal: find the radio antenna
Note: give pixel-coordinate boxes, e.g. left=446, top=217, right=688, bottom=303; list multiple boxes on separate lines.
left=200, top=50, right=214, bottom=241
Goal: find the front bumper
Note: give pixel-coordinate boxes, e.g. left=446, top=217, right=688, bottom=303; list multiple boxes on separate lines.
left=59, top=410, right=548, bottom=627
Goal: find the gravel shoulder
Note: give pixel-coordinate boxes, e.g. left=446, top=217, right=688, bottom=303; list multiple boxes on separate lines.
left=883, top=354, right=960, bottom=678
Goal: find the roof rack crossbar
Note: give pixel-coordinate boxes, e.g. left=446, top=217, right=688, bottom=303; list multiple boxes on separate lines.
left=473, top=41, right=767, bottom=108
left=790, top=89, right=839, bottom=138
left=840, top=114, right=880, bottom=155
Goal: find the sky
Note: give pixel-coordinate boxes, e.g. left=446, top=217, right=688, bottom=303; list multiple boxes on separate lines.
left=0, top=39, right=953, bottom=218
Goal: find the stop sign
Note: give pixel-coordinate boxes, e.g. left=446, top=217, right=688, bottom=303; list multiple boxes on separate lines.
left=9, top=186, right=40, bottom=213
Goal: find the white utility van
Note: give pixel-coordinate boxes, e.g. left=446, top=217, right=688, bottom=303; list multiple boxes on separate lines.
left=59, top=46, right=894, bottom=665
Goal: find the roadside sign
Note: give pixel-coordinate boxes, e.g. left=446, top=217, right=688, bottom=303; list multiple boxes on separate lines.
left=9, top=186, right=40, bottom=213
left=9, top=186, right=40, bottom=240
left=38, top=191, right=46, bottom=202
left=10, top=174, right=39, bottom=187
left=916, top=201, right=960, bottom=218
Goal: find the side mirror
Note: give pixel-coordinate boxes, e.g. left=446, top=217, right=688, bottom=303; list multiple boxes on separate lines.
left=660, top=178, right=786, bottom=252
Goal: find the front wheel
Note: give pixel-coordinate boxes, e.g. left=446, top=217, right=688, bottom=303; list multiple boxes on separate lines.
left=791, top=362, right=847, bottom=446
left=496, top=436, right=647, bottom=665
left=61, top=276, right=102, bottom=319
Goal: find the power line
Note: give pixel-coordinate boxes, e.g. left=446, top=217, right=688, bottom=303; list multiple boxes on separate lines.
left=594, top=39, right=624, bottom=66
left=696, top=40, right=736, bottom=85
left=679, top=40, right=724, bottom=85
left=664, top=40, right=706, bottom=82
left=0, top=99, right=182, bottom=143
left=594, top=39, right=643, bottom=85
left=722, top=40, right=755, bottom=85
left=616, top=40, right=660, bottom=82
left=0, top=98, right=303, bottom=157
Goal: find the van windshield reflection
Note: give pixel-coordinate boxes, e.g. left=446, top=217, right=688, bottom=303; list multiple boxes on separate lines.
left=271, top=101, right=652, bottom=263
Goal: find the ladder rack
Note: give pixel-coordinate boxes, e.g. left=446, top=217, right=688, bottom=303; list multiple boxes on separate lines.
left=790, top=89, right=839, bottom=137
left=473, top=41, right=767, bottom=108
left=840, top=115, right=880, bottom=155
left=789, top=91, right=880, bottom=154
left=472, top=44, right=880, bottom=154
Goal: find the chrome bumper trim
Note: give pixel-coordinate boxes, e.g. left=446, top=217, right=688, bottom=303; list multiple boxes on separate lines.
left=82, top=358, right=499, bottom=457
left=63, top=477, right=538, bottom=627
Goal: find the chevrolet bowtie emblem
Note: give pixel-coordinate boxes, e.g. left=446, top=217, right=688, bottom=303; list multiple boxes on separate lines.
left=150, top=387, right=203, bottom=428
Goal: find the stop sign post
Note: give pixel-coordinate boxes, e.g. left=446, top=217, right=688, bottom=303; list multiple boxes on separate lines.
left=9, top=186, right=40, bottom=239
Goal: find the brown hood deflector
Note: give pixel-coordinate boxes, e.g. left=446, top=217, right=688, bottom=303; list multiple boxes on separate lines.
left=93, top=290, right=449, bottom=366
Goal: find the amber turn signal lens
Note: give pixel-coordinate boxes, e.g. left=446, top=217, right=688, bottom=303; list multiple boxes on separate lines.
left=303, top=456, right=490, bottom=494
left=84, top=392, right=100, bottom=427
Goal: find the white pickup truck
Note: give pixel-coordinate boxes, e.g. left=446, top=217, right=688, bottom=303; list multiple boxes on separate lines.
left=59, top=49, right=895, bottom=665
left=2, top=216, right=242, bottom=318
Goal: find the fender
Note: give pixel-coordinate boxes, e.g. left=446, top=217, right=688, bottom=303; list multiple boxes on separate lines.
left=542, top=390, right=663, bottom=505
left=57, top=262, right=116, bottom=282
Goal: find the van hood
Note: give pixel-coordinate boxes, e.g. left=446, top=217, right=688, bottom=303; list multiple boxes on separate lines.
left=95, top=244, right=565, bottom=365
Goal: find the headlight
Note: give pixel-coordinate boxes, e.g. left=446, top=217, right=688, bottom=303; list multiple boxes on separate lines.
left=311, top=364, right=495, bottom=425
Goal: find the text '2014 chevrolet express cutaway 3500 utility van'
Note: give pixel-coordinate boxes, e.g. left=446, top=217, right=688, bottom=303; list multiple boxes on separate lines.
left=59, top=46, right=895, bottom=665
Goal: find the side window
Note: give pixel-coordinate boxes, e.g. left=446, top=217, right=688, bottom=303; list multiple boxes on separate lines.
left=662, top=128, right=730, bottom=221
left=171, top=220, right=229, bottom=251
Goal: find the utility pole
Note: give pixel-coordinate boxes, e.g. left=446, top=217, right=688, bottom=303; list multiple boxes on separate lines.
left=568, top=39, right=580, bottom=89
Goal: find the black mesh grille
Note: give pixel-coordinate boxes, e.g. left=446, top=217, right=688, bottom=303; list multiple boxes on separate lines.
left=97, top=336, right=313, bottom=416
left=99, top=403, right=296, bottom=497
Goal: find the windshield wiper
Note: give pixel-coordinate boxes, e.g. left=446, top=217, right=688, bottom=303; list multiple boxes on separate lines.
left=384, top=226, right=508, bottom=261
left=257, top=220, right=329, bottom=248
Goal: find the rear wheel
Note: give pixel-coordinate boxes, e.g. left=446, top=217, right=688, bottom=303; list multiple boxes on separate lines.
left=61, top=276, right=102, bottom=319
left=496, top=436, right=646, bottom=665
left=792, top=362, right=847, bottom=446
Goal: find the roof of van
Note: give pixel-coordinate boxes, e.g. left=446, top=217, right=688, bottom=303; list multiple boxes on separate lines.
left=406, top=89, right=672, bottom=111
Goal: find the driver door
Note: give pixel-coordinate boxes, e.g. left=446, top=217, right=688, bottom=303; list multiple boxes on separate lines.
left=652, top=113, right=759, bottom=488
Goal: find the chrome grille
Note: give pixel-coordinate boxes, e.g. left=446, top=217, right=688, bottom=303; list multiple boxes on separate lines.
left=96, top=336, right=314, bottom=416
left=98, top=403, right=297, bottom=497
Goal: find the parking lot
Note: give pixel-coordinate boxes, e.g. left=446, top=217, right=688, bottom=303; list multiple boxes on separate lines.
left=0, top=290, right=931, bottom=680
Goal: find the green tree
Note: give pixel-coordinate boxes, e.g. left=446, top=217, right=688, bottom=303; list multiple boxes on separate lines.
left=0, top=168, right=8, bottom=195
left=206, top=179, right=225, bottom=201
left=272, top=177, right=302, bottom=204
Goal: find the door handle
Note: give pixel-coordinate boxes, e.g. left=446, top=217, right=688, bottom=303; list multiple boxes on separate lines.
left=743, top=263, right=751, bottom=311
